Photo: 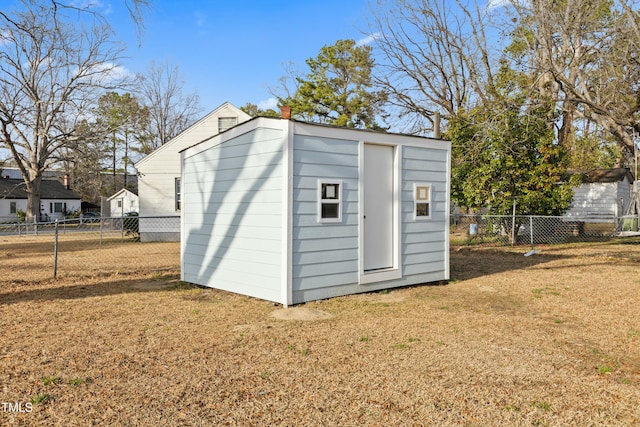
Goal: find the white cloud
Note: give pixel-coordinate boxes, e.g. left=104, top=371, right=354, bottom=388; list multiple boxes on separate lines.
left=258, top=98, right=278, bottom=111
left=356, top=33, right=381, bottom=47
left=485, top=0, right=511, bottom=11
left=77, top=62, right=133, bottom=86
left=69, top=0, right=104, bottom=9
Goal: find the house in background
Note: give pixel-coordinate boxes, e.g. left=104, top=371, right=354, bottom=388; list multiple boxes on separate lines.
left=134, top=102, right=251, bottom=241
left=106, top=188, right=138, bottom=217
left=0, top=176, right=81, bottom=222
left=565, top=168, right=635, bottom=221
left=180, top=116, right=451, bottom=306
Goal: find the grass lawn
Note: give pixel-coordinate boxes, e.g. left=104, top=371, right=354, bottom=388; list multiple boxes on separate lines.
left=1, top=238, right=639, bottom=426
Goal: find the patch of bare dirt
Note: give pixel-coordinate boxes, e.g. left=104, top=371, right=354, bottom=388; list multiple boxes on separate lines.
left=270, top=307, right=334, bottom=321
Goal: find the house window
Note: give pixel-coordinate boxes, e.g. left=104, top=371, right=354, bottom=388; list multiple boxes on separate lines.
left=414, top=183, right=431, bottom=220
left=175, top=177, right=181, bottom=211
left=51, top=202, right=66, bottom=213
left=10, top=202, right=16, bottom=214
left=117, top=200, right=122, bottom=208
left=218, top=117, right=237, bottom=133
left=318, top=179, right=342, bottom=223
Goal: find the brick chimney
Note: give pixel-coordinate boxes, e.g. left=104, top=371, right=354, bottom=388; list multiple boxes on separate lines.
left=63, top=174, right=70, bottom=190
left=280, top=105, right=291, bottom=120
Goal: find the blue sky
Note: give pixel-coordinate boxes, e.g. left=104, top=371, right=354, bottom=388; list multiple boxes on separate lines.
left=108, top=0, right=375, bottom=114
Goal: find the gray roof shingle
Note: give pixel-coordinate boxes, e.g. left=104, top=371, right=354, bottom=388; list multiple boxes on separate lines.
left=0, top=178, right=81, bottom=200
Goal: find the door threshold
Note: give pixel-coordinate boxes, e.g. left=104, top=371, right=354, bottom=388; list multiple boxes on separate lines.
left=360, top=268, right=401, bottom=284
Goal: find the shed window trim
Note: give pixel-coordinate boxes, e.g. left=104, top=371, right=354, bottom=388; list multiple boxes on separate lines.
left=414, top=183, right=432, bottom=220
left=317, top=179, right=342, bottom=223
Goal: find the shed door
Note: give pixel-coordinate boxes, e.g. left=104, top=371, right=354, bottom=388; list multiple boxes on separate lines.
left=363, top=144, right=394, bottom=271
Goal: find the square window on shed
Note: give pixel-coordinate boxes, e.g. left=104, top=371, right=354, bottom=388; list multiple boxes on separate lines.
left=414, top=183, right=431, bottom=220
left=318, top=180, right=342, bottom=223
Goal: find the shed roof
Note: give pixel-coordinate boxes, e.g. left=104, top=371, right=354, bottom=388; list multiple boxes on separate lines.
left=0, top=178, right=81, bottom=200
left=568, top=168, right=634, bottom=184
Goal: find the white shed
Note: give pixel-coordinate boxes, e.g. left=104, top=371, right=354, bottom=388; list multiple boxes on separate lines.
left=107, top=188, right=139, bottom=217
left=565, top=168, right=634, bottom=220
left=180, top=117, right=451, bottom=306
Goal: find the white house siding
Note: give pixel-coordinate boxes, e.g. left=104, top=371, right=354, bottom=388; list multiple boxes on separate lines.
left=135, top=103, right=250, bottom=242
left=0, top=199, right=27, bottom=222
left=42, top=198, right=82, bottom=221
left=291, top=136, right=360, bottom=304
left=400, top=146, right=449, bottom=281
left=181, top=127, right=285, bottom=303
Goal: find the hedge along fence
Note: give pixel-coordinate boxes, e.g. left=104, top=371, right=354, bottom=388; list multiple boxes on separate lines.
left=451, top=214, right=640, bottom=248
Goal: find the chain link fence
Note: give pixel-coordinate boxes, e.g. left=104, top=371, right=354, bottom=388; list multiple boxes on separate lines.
left=451, top=213, right=640, bottom=247
left=0, top=215, right=181, bottom=281
left=2, top=213, right=638, bottom=282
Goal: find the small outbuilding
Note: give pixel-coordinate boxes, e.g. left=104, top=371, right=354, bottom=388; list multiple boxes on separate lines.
left=180, top=117, right=451, bottom=306
left=107, top=188, right=139, bottom=217
left=565, top=168, right=634, bottom=220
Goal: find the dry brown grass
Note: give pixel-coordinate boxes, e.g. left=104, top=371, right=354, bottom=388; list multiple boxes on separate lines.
left=1, top=236, right=639, bottom=426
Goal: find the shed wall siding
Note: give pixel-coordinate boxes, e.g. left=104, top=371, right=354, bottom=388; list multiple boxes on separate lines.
left=566, top=182, right=631, bottom=219
left=401, top=146, right=448, bottom=278
left=182, top=127, right=285, bottom=302
left=291, top=135, right=359, bottom=303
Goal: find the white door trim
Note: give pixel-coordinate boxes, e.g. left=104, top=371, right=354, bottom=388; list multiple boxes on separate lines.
left=359, top=142, right=402, bottom=285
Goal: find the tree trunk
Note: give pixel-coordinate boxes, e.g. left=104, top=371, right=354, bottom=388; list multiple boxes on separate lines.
left=25, top=175, right=42, bottom=222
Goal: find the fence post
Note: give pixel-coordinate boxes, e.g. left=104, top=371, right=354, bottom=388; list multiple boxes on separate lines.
left=529, top=215, right=534, bottom=249
left=511, top=199, right=517, bottom=245
left=53, top=220, right=59, bottom=279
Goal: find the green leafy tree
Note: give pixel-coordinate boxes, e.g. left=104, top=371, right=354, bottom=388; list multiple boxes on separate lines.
left=450, top=103, right=576, bottom=215
left=240, top=102, right=279, bottom=118
left=448, top=64, right=578, bottom=228
left=280, top=39, right=388, bottom=129
left=566, top=134, right=621, bottom=170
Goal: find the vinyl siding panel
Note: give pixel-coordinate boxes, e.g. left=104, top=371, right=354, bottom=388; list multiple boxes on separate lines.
left=291, top=135, right=359, bottom=303
left=565, top=181, right=632, bottom=220
left=181, top=126, right=284, bottom=303
left=401, top=146, right=449, bottom=280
